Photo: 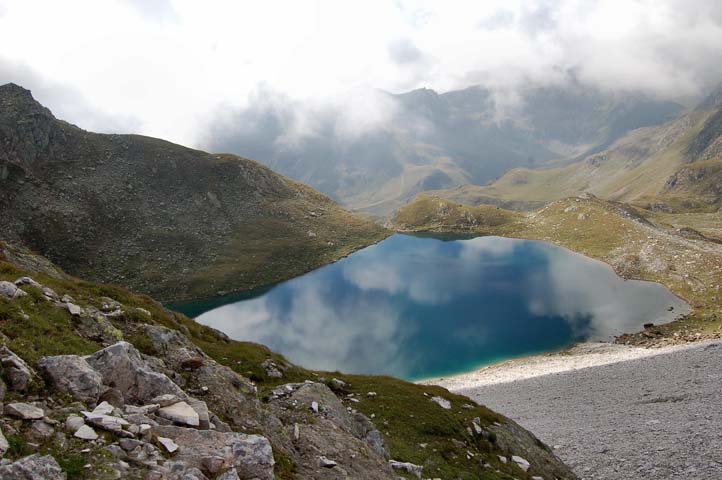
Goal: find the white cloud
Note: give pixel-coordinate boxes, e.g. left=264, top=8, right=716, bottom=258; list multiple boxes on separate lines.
left=0, top=0, right=721, bottom=146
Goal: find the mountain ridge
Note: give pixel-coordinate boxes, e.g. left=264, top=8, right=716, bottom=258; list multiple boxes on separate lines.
left=420, top=84, right=722, bottom=213
left=204, top=82, right=684, bottom=216
left=0, top=83, right=387, bottom=302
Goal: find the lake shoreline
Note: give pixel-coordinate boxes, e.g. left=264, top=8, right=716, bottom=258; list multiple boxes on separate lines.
left=418, top=340, right=704, bottom=390
left=428, top=338, right=722, bottom=479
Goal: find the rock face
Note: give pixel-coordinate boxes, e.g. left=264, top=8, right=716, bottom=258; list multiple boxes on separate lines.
left=37, top=355, right=103, bottom=404
left=0, top=346, right=34, bottom=391
left=152, top=426, right=275, bottom=480
left=268, top=382, right=395, bottom=479
left=0, top=454, right=66, bottom=479
left=85, top=342, right=186, bottom=404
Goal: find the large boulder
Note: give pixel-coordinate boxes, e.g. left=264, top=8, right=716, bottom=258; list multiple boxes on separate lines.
left=0, top=454, right=66, bottom=479
left=85, top=342, right=186, bottom=404
left=0, top=281, right=26, bottom=299
left=37, top=355, right=103, bottom=404
left=152, top=426, right=274, bottom=480
left=268, top=382, right=394, bottom=479
left=5, top=403, right=44, bottom=420
left=0, top=346, right=34, bottom=392
left=141, top=325, right=260, bottom=429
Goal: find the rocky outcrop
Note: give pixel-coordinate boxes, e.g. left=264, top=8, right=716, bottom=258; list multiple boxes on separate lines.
left=0, top=454, right=66, bottom=480
left=152, top=426, right=274, bottom=480
left=85, top=342, right=187, bottom=405
left=267, top=382, right=395, bottom=479
left=37, top=355, right=103, bottom=404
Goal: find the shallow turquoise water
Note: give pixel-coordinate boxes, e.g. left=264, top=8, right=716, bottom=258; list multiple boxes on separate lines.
left=171, top=234, right=688, bottom=381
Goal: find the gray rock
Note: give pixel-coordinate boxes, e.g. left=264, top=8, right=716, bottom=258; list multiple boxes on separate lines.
left=260, top=359, right=283, bottom=378
left=0, top=454, right=66, bottom=479
left=187, top=398, right=210, bottom=430
left=330, top=378, right=347, bottom=390
left=0, top=346, right=34, bottom=391
left=389, top=460, right=423, bottom=478
left=37, top=355, right=102, bottom=404
left=318, top=456, right=337, bottom=468
left=152, top=425, right=274, bottom=480
left=65, top=415, right=85, bottom=432
left=64, top=303, right=82, bottom=316
left=6, top=403, right=44, bottom=420
left=0, top=426, right=8, bottom=457
left=0, top=281, right=26, bottom=299
left=41, top=287, right=58, bottom=301
left=75, top=312, right=123, bottom=345
left=512, top=455, right=531, bottom=472
left=14, top=277, right=41, bottom=288
left=73, top=425, right=98, bottom=441
left=157, top=401, right=200, bottom=427
left=27, top=421, right=54, bottom=441
left=85, top=342, right=186, bottom=404
left=91, top=401, right=115, bottom=416
left=430, top=396, right=451, bottom=410
left=81, top=411, right=129, bottom=433
left=151, top=393, right=180, bottom=407
left=118, top=439, right=142, bottom=451
left=157, top=436, right=179, bottom=453
left=216, top=468, right=240, bottom=480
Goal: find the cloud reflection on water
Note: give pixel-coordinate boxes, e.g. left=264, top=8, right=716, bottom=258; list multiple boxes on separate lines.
left=194, top=235, right=688, bottom=378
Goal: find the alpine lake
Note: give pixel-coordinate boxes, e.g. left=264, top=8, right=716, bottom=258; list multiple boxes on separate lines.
left=171, top=234, right=688, bottom=381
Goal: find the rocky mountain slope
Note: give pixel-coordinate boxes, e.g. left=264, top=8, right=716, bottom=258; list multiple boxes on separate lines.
left=0, top=241, right=575, bottom=479
left=428, top=85, right=722, bottom=213
left=0, top=83, right=387, bottom=302
left=394, top=194, right=722, bottom=346
left=205, top=82, right=682, bottom=216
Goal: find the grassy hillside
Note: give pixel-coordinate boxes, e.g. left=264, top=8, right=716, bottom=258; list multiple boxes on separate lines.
left=394, top=195, right=722, bottom=346
left=0, top=241, right=575, bottom=480
left=0, top=83, right=388, bottom=302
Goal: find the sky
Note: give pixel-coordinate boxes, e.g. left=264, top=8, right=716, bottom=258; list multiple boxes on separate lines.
left=2, top=0, right=722, bottom=147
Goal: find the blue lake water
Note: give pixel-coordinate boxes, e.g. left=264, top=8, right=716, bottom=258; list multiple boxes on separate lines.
left=172, top=234, right=688, bottom=381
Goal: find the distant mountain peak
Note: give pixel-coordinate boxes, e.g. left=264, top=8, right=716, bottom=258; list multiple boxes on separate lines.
left=0, top=82, right=53, bottom=118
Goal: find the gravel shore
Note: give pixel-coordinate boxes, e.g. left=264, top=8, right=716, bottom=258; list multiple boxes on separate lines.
left=428, top=340, right=722, bottom=479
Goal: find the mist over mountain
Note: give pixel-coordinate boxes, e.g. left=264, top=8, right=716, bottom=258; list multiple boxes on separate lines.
left=203, top=81, right=682, bottom=215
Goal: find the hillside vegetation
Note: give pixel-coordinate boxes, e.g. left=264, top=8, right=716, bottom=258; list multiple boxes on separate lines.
left=0, top=83, right=387, bottom=302
left=0, top=241, right=575, bottom=479
left=394, top=195, right=722, bottom=346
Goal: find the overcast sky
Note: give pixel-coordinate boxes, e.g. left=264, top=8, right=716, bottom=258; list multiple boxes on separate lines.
left=2, top=0, right=722, bottom=147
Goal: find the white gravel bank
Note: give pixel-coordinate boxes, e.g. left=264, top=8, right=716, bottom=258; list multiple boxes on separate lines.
left=427, top=340, right=722, bottom=479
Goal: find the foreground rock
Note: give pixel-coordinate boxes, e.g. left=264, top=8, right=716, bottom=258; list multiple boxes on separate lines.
left=86, top=341, right=187, bottom=404
left=0, top=252, right=578, bottom=480
left=0, top=454, right=66, bottom=479
left=38, top=355, right=103, bottom=404
left=152, top=426, right=274, bottom=480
